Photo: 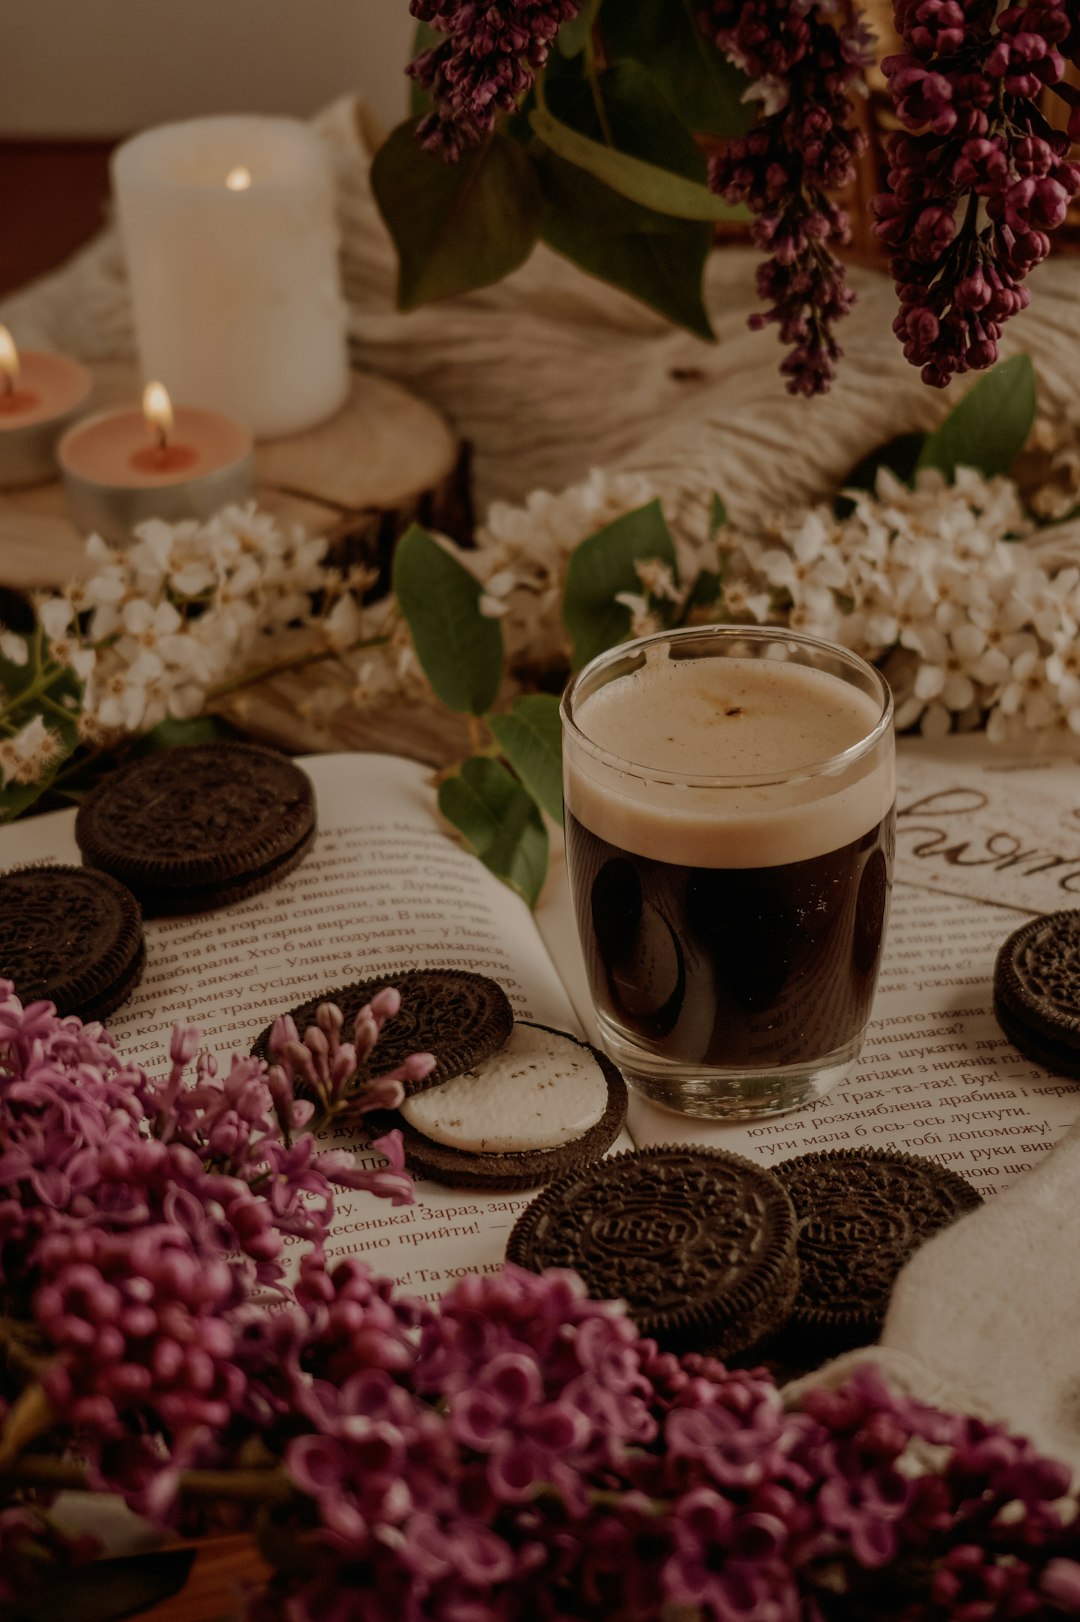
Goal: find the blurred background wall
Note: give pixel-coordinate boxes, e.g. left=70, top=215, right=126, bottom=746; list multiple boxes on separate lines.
left=0, top=0, right=415, bottom=294
left=0, top=0, right=414, bottom=137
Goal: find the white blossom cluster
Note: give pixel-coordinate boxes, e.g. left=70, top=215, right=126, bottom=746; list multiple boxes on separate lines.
left=31, top=505, right=371, bottom=739
left=6, top=455, right=1080, bottom=791
left=716, top=467, right=1080, bottom=743
left=468, top=461, right=1080, bottom=745
left=471, top=467, right=661, bottom=668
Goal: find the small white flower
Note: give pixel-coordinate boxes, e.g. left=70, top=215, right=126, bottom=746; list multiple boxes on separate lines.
left=634, top=559, right=681, bottom=603
left=0, top=715, right=64, bottom=785
left=322, top=594, right=366, bottom=649
left=37, top=597, right=75, bottom=641
left=0, top=630, right=28, bottom=665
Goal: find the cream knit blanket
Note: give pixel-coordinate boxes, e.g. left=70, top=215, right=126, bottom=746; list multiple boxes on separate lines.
left=5, top=95, right=1080, bottom=549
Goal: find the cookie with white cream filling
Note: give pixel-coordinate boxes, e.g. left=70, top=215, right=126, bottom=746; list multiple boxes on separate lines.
left=363, top=1021, right=628, bottom=1189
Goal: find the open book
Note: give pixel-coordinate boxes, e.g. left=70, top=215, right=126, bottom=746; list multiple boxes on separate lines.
left=2, top=748, right=1079, bottom=1302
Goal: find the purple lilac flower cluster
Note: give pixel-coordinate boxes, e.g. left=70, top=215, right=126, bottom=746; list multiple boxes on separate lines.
left=876, top=0, right=1080, bottom=385
left=0, top=980, right=425, bottom=1524
left=247, top=1264, right=1080, bottom=1622
left=2, top=983, right=1080, bottom=1617
left=408, top=0, right=581, bottom=160
left=703, top=0, right=872, bottom=396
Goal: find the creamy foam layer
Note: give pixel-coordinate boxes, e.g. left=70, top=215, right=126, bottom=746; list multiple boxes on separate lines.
left=566, top=653, right=894, bottom=867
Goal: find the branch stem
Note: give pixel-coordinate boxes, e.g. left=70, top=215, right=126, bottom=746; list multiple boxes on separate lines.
left=0, top=1457, right=293, bottom=1503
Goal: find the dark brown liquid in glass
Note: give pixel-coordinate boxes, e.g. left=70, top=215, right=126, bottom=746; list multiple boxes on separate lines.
left=566, top=808, right=895, bottom=1069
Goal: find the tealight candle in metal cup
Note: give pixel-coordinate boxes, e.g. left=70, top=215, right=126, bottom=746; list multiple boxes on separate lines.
left=58, top=380, right=254, bottom=545
left=0, top=325, right=93, bottom=489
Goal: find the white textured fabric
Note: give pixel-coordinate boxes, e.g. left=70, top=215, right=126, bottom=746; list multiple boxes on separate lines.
left=789, top=1117, right=1080, bottom=1471
left=5, top=95, right=1080, bottom=543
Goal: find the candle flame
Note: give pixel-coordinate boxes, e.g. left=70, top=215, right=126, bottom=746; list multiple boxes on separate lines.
left=142, top=381, right=174, bottom=443
left=0, top=326, right=19, bottom=391
left=225, top=166, right=252, bottom=192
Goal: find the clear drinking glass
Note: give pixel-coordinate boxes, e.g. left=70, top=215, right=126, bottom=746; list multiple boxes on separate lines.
left=561, top=625, right=895, bottom=1119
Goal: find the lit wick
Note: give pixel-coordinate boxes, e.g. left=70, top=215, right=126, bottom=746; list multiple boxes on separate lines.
left=0, top=326, right=19, bottom=401
left=142, top=380, right=174, bottom=455
left=225, top=166, right=252, bottom=192
left=130, top=380, right=197, bottom=475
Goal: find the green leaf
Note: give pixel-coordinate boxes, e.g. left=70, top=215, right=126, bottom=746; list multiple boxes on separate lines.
left=408, top=21, right=442, bottom=117
left=835, top=431, right=926, bottom=517
left=13, top=1549, right=196, bottom=1622
left=393, top=525, right=504, bottom=715
left=133, top=714, right=238, bottom=754
left=539, top=158, right=713, bottom=339
left=530, top=102, right=749, bottom=221
left=372, top=120, right=543, bottom=309
left=680, top=569, right=722, bottom=622
left=439, top=756, right=549, bottom=907
left=486, top=694, right=564, bottom=824
left=709, top=493, right=728, bottom=539
left=558, top=0, right=603, bottom=57
left=602, top=0, right=755, bottom=136
left=538, top=59, right=714, bottom=339
left=562, top=498, right=679, bottom=669
left=916, top=354, right=1037, bottom=482
left=0, top=628, right=82, bottom=823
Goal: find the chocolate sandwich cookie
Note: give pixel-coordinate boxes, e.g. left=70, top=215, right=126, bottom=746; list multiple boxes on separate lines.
left=994, top=911, right=1080, bottom=1079
left=75, top=742, right=315, bottom=916
left=252, top=969, right=514, bottom=1099
left=772, top=1148, right=982, bottom=1356
left=0, top=865, right=145, bottom=1022
left=507, top=1145, right=798, bottom=1358
left=362, top=1021, right=628, bottom=1189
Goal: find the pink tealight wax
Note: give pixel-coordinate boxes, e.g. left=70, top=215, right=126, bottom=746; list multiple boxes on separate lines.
left=58, top=381, right=254, bottom=544
left=0, top=325, right=93, bottom=488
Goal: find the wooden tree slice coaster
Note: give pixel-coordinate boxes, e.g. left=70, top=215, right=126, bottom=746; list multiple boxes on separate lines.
left=0, top=361, right=469, bottom=596
left=0, top=361, right=472, bottom=766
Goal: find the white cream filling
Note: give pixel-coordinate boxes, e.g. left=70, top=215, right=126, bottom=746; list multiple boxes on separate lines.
left=400, top=1023, right=608, bottom=1153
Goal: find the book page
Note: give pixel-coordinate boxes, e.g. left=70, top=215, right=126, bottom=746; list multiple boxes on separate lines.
left=628, top=880, right=1080, bottom=1191
left=0, top=753, right=630, bottom=1298
left=895, top=745, right=1080, bottom=912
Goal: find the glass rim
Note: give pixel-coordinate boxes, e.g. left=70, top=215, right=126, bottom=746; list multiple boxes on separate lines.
left=560, top=624, right=894, bottom=791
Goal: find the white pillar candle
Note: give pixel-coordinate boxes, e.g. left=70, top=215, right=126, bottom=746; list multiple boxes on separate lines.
left=112, top=116, right=350, bottom=441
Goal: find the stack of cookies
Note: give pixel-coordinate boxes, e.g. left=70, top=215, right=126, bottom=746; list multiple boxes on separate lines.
left=508, top=1144, right=983, bottom=1365
left=0, top=742, right=316, bottom=1021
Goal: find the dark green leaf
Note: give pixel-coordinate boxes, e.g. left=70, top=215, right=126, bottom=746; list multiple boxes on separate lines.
left=408, top=21, right=442, bottom=117
left=709, top=493, right=728, bottom=539
left=530, top=103, right=748, bottom=220
left=486, top=694, right=564, bottom=824
left=680, top=569, right=722, bottom=622
left=562, top=498, right=679, bottom=669
left=835, top=431, right=926, bottom=516
left=439, top=756, right=549, bottom=906
left=916, top=354, right=1037, bottom=482
left=0, top=628, right=82, bottom=823
left=539, top=154, right=713, bottom=338
left=133, top=714, right=238, bottom=754
left=538, top=59, right=714, bottom=338
left=372, top=121, right=543, bottom=308
left=602, top=0, right=755, bottom=135
left=393, top=525, right=504, bottom=714
left=13, top=1549, right=196, bottom=1622
left=558, top=0, right=603, bottom=57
